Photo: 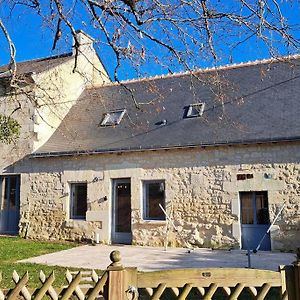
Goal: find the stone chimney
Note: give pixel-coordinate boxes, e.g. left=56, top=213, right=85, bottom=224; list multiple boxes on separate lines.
left=73, top=30, right=95, bottom=57
left=72, top=30, right=111, bottom=85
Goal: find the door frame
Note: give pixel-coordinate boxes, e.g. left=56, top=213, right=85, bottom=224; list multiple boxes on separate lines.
left=111, top=178, right=132, bottom=244
left=0, top=174, right=21, bottom=234
left=239, top=191, right=271, bottom=251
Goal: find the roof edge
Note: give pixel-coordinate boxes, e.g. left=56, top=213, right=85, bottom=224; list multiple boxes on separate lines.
left=30, top=136, right=300, bottom=159
left=0, top=52, right=73, bottom=77
left=89, top=53, right=300, bottom=89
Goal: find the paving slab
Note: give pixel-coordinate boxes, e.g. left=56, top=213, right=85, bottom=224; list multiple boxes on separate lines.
left=20, top=244, right=296, bottom=271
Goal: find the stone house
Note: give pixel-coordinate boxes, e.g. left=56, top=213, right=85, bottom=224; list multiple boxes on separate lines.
left=1, top=40, right=299, bottom=250
left=0, top=31, right=110, bottom=234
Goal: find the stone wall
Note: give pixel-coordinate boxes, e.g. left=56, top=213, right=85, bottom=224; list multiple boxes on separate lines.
left=32, top=33, right=110, bottom=150
left=0, top=89, right=35, bottom=172
left=15, top=142, right=300, bottom=250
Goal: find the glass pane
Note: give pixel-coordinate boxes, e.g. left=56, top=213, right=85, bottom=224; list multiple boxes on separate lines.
left=2, top=178, right=8, bottom=210
left=9, top=176, right=17, bottom=209
left=241, top=192, right=254, bottom=224
left=101, top=110, right=125, bottom=126
left=145, top=182, right=165, bottom=220
left=256, top=192, right=269, bottom=224
left=1, top=176, right=19, bottom=211
left=116, top=182, right=131, bottom=232
left=72, top=184, right=87, bottom=219
left=107, top=112, right=120, bottom=124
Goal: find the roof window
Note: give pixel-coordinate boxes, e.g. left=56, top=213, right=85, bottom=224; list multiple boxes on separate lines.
left=100, top=109, right=126, bottom=126
left=184, top=103, right=205, bottom=118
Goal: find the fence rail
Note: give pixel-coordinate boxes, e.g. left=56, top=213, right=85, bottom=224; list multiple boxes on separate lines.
left=0, top=250, right=299, bottom=300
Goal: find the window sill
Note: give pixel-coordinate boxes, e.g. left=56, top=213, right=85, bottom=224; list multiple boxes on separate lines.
left=141, top=219, right=167, bottom=225
left=64, top=219, right=86, bottom=228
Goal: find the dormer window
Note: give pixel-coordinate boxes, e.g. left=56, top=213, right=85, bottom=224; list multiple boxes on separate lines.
left=100, top=109, right=126, bottom=126
left=184, top=103, right=205, bottom=118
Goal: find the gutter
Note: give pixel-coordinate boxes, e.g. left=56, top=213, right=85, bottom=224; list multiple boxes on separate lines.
left=30, top=136, right=300, bottom=159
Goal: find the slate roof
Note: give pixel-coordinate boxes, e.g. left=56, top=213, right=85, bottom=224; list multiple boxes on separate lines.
left=33, top=56, right=300, bottom=157
left=0, top=53, right=73, bottom=78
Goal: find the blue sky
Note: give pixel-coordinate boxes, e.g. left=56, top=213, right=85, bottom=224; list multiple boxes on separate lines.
left=0, top=1, right=299, bottom=80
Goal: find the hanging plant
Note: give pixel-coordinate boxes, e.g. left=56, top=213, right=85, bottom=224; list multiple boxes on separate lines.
left=0, top=114, right=21, bottom=144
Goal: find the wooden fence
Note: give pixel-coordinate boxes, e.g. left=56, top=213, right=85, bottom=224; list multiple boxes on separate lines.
left=0, top=250, right=299, bottom=300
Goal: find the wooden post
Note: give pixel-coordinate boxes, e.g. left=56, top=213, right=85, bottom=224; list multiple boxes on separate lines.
left=294, top=248, right=300, bottom=300
left=106, top=250, right=126, bottom=300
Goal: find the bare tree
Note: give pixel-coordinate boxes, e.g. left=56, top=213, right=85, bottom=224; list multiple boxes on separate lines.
left=0, top=0, right=299, bottom=142
left=1, top=1, right=299, bottom=77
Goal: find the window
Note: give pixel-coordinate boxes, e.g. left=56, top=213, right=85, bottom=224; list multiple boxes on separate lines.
left=240, top=191, right=269, bottom=225
left=237, top=174, right=254, bottom=180
left=0, top=175, right=20, bottom=210
left=100, top=109, right=126, bottom=126
left=70, top=183, right=87, bottom=219
left=143, top=181, right=165, bottom=220
left=184, top=103, right=205, bottom=118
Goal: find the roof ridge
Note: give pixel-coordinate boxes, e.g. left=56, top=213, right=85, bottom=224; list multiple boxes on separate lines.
left=95, top=53, right=300, bottom=88
left=0, top=52, right=73, bottom=69
left=18, top=52, right=73, bottom=64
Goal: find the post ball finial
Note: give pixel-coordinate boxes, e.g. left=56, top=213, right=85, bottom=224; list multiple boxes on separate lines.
left=109, top=250, right=122, bottom=268
left=110, top=250, right=121, bottom=263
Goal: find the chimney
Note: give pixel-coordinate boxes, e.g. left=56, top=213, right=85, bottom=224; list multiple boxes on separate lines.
left=73, top=30, right=95, bottom=56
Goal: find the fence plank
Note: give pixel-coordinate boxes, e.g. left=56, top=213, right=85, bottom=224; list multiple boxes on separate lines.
left=39, top=271, right=58, bottom=300
left=12, top=270, right=31, bottom=300
left=7, top=272, right=29, bottom=300
left=137, top=268, right=282, bottom=288
left=152, top=283, right=166, bottom=300
left=248, top=286, right=258, bottom=297
left=170, top=287, right=179, bottom=297
left=257, top=283, right=271, bottom=300
left=223, top=286, right=231, bottom=296
left=66, top=270, right=85, bottom=300
left=229, top=283, right=245, bottom=300
left=35, top=271, right=55, bottom=300
left=203, top=283, right=218, bottom=300
left=87, top=272, right=108, bottom=300
left=145, top=287, right=153, bottom=296
left=60, top=271, right=82, bottom=300
left=196, top=286, right=205, bottom=296
left=178, top=283, right=192, bottom=300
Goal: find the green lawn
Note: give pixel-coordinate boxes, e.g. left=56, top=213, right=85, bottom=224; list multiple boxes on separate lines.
left=0, top=236, right=82, bottom=288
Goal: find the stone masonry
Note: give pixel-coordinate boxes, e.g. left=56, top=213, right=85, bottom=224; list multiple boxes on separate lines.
left=15, top=141, right=300, bottom=251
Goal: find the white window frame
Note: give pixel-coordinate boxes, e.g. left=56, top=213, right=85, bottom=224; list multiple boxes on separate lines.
left=100, top=109, right=126, bottom=126
left=185, top=103, right=205, bottom=118
left=143, top=180, right=166, bottom=221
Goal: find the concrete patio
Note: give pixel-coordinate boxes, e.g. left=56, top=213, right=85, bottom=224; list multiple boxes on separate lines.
left=20, top=244, right=296, bottom=271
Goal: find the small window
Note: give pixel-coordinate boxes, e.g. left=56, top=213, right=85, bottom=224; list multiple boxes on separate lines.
left=100, top=109, right=126, bottom=126
left=143, top=181, right=165, bottom=221
left=237, top=174, right=254, bottom=180
left=184, top=103, right=205, bottom=118
left=70, top=183, right=87, bottom=219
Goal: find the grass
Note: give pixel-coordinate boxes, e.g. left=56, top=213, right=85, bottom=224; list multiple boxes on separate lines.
left=0, top=236, right=84, bottom=288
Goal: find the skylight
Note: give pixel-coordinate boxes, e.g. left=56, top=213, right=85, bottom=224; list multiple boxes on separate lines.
left=185, top=103, right=205, bottom=118
left=100, top=109, right=126, bottom=127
